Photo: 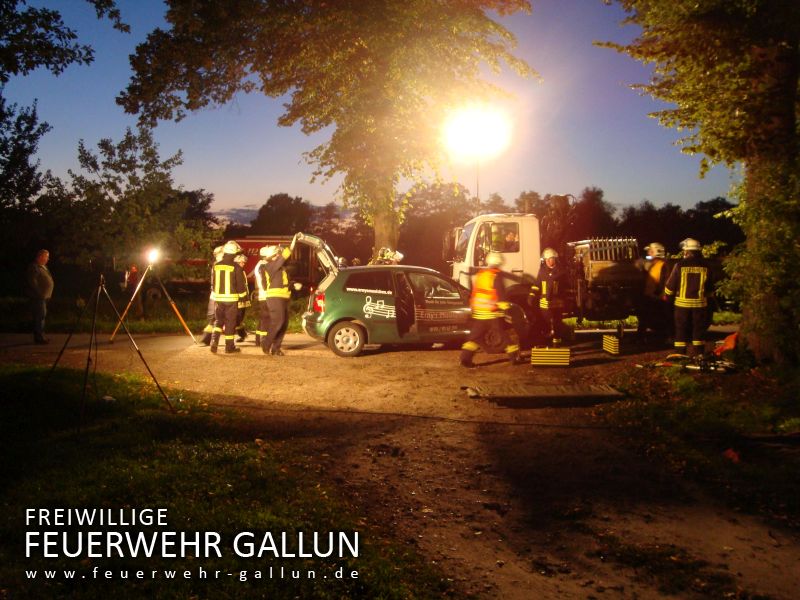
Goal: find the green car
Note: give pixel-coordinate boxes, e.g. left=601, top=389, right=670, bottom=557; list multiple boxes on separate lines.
left=298, top=234, right=472, bottom=357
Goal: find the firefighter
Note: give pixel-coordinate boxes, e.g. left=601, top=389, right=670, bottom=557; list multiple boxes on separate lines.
left=200, top=245, right=225, bottom=345
left=460, top=252, right=521, bottom=368
left=256, top=234, right=298, bottom=356
left=637, top=242, right=672, bottom=343
left=210, top=240, right=247, bottom=354
left=233, top=253, right=251, bottom=342
left=530, top=247, right=568, bottom=347
left=254, top=248, right=269, bottom=347
left=664, top=238, right=714, bottom=356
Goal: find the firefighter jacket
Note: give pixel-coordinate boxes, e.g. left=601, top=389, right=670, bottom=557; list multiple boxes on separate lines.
left=470, top=267, right=511, bottom=320
left=256, top=247, right=292, bottom=300
left=531, top=265, right=567, bottom=309
left=664, top=254, right=713, bottom=308
left=211, top=254, right=247, bottom=304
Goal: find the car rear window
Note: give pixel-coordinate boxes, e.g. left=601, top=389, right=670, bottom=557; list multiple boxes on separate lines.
left=344, top=271, right=393, bottom=296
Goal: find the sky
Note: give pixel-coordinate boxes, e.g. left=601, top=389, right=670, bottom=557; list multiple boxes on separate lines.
left=4, top=0, right=737, bottom=216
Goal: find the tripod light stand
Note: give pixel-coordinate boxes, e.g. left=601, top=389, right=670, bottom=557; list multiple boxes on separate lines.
left=50, top=274, right=175, bottom=419
left=109, top=249, right=197, bottom=344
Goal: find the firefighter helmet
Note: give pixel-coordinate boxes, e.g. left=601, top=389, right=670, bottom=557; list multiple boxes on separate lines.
left=260, top=245, right=280, bottom=260
left=646, top=242, right=666, bottom=258
left=486, top=252, right=503, bottom=267
left=542, top=247, right=559, bottom=260
left=234, top=254, right=247, bottom=266
left=223, top=240, right=242, bottom=254
left=681, top=238, right=701, bottom=251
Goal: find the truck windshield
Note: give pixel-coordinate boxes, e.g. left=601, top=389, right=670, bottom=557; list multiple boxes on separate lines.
left=454, top=223, right=474, bottom=262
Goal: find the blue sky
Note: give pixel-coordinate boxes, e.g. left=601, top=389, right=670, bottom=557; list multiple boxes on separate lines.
left=4, top=0, right=736, bottom=214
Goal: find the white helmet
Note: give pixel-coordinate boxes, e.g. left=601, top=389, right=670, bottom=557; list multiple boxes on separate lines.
left=542, top=247, right=559, bottom=260
left=223, top=240, right=242, bottom=254
left=234, top=254, right=247, bottom=266
left=259, top=245, right=280, bottom=260
left=681, top=238, right=701, bottom=251
left=486, top=252, right=503, bottom=267
left=212, top=245, right=225, bottom=261
left=646, top=242, right=666, bottom=258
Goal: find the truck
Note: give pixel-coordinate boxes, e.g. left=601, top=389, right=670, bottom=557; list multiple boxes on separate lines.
left=443, top=213, right=644, bottom=345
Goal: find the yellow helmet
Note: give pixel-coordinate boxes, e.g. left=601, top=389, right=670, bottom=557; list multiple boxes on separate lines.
left=681, top=238, right=701, bottom=251
left=223, top=240, right=242, bottom=254
left=646, top=242, right=666, bottom=258
left=259, top=245, right=280, bottom=260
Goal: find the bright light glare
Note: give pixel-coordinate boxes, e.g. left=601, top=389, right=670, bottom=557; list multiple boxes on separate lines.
left=147, top=248, right=160, bottom=265
left=442, top=105, right=513, bottom=163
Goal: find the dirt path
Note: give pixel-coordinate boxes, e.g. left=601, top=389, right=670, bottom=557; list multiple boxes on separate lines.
left=5, top=331, right=799, bottom=598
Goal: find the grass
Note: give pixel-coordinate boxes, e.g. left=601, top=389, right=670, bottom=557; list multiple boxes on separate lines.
left=0, top=295, right=309, bottom=337
left=0, top=365, right=456, bottom=599
left=604, top=359, right=800, bottom=527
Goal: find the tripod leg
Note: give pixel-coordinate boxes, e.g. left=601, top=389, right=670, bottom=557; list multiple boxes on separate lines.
left=101, top=283, right=175, bottom=413
left=49, top=291, right=92, bottom=374
left=79, top=282, right=103, bottom=431
left=153, top=272, right=198, bottom=343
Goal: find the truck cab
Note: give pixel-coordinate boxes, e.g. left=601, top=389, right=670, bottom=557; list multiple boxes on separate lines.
left=448, top=214, right=541, bottom=288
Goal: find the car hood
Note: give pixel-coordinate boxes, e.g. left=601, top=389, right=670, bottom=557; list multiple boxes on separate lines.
left=295, top=232, right=339, bottom=276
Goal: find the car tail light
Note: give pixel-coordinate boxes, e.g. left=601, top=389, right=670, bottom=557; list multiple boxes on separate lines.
left=312, top=291, right=325, bottom=313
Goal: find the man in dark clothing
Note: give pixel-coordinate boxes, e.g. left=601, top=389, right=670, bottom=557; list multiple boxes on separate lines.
left=636, top=242, right=673, bottom=344
left=27, top=249, right=54, bottom=344
left=530, top=247, right=568, bottom=347
left=664, top=238, right=714, bottom=356
left=210, top=241, right=247, bottom=354
left=459, top=252, right=521, bottom=368
left=257, top=234, right=298, bottom=356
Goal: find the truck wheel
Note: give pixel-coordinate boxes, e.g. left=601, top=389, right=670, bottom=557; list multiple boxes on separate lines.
left=482, top=327, right=506, bottom=354
left=328, top=322, right=366, bottom=357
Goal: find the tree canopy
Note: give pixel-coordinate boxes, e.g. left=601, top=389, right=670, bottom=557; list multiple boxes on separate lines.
left=0, top=0, right=128, bottom=84
left=118, top=0, right=535, bottom=253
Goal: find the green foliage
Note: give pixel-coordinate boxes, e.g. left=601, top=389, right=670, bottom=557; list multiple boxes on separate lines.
left=34, top=127, right=216, bottom=268
left=119, top=0, right=536, bottom=249
left=0, top=0, right=128, bottom=84
left=250, top=193, right=313, bottom=235
left=604, top=0, right=800, bottom=363
left=0, top=96, right=51, bottom=210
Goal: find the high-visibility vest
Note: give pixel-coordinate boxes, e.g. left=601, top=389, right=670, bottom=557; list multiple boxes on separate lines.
left=471, top=268, right=500, bottom=319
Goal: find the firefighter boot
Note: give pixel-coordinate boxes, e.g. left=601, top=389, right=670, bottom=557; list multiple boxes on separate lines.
left=236, top=325, right=247, bottom=343
left=209, top=331, right=221, bottom=354
left=254, top=333, right=261, bottom=347
left=225, top=338, right=240, bottom=354
left=261, top=338, right=271, bottom=355
left=200, top=331, right=212, bottom=346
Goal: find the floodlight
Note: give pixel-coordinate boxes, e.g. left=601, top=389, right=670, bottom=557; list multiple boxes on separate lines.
left=147, top=248, right=160, bottom=265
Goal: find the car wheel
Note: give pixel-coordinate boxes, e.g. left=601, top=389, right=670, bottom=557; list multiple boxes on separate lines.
left=328, top=322, right=366, bottom=357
